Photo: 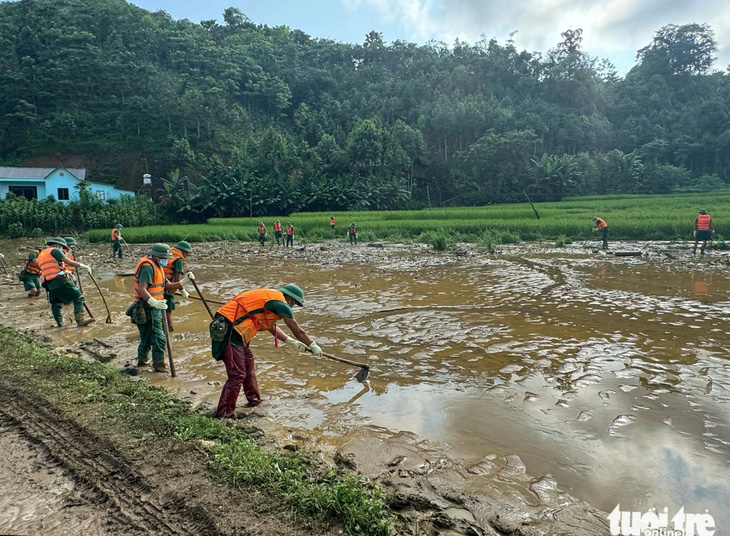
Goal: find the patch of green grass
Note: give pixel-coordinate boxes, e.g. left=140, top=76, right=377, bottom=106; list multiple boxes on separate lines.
left=0, top=326, right=393, bottom=536
left=82, top=191, right=730, bottom=246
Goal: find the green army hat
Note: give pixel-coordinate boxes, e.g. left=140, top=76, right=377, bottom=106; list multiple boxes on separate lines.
left=279, top=283, right=304, bottom=307
left=47, top=237, right=68, bottom=247
left=174, top=240, right=192, bottom=253
left=63, top=237, right=77, bottom=247
left=147, top=243, right=173, bottom=258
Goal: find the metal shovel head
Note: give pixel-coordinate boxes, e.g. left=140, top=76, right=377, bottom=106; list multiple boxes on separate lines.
left=355, top=366, right=369, bottom=383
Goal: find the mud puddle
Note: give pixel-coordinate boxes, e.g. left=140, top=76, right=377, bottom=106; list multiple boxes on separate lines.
left=1, top=238, right=729, bottom=531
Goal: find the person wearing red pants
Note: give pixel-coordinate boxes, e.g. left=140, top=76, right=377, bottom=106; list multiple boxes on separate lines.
left=208, top=283, right=323, bottom=418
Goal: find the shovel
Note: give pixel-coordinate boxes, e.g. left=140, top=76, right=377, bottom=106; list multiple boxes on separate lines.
left=87, top=272, right=113, bottom=323
left=307, top=348, right=370, bottom=382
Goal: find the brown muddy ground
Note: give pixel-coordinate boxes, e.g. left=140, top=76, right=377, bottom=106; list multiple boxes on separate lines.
left=1, top=237, right=729, bottom=535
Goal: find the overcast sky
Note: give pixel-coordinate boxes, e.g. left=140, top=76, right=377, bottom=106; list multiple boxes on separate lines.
left=128, top=0, right=730, bottom=75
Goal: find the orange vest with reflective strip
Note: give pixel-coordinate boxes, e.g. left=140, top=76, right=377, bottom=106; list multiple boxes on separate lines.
left=274, top=222, right=282, bottom=232
left=64, top=251, right=75, bottom=274
left=696, top=214, right=712, bottom=231
left=111, top=228, right=121, bottom=241
left=38, top=247, right=65, bottom=282
left=134, top=257, right=165, bottom=302
left=287, top=225, right=294, bottom=235
left=25, top=250, right=42, bottom=275
left=594, top=218, right=607, bottom=230
left=330, top=217, right=335, bottom=225
left=162, top=247, right=184, bottom=281
left=217, top=289, right=286, bottom=345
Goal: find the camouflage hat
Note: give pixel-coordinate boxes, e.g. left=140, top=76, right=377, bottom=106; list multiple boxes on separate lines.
left=147, top=243, right=173, bottom=259
left=47, top=237, right=68, bottom=247
left=279, top=283, right=304, bottom=307
left=174, top=240, right=192, bottom=253
left=63, top=237, right=77, bottom=247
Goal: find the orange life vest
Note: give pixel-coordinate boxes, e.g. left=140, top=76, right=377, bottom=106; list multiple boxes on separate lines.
left=111, top=228, right=121, bottom=241
left=134, top=257, right=165, bottom=302
left=38, top=247, right=65, bottom=282
left=258, top=224, right=266, bottom=234
left=216, top=289, right=286, bottom=345
left=273, top=222, right=282, bottom=232
left=594, top=218, right=607, bottom=230
left=286, top=225, right=294, bottom=236
left=349, top=225, right=357, bottom=234
left=330, top=217, right=335, bottom=225
left=24, top=251, right=41, bottom=275
left=696, top=214, right=712, bottom=231
left=162, top=247, right=185, bottom=281
left=65, top=250, right=75, bottom=275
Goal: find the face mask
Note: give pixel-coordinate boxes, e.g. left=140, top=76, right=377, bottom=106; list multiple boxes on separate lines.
left=159, top=259, right=168, bottom=266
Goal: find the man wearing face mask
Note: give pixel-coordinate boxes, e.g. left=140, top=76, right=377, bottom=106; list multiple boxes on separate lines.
left=133, top=243, right=187, bottom=373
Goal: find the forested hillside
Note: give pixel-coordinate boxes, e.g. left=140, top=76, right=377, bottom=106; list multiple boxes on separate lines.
left=1, top=0, right=728, bottom=220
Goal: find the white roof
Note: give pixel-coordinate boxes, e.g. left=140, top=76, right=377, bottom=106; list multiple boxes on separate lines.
left=0, top=167, right=86, bottom=180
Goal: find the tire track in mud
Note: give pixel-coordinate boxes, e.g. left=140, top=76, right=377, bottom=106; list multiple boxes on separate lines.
left=0, top=375, right=221, bottom=536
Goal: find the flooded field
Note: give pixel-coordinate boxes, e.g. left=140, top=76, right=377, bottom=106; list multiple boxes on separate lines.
left=1, top=238, right=729, bottom=530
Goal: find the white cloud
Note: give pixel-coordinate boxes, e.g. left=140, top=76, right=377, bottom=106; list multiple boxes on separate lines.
left=344, top=0, right=730, bottom=73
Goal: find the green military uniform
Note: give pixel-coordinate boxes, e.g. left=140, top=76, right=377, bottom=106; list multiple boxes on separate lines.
left=46, top=248, right=86, bottom=326
left=112, top=224, right=123, bottom=259
left=136, top=261, right=166, bottom=370
left=164, top=256, right=184, bottom=312
left=23, top=250, right=42, bottom=295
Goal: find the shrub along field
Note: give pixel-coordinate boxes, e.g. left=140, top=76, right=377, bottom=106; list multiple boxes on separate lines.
left=83, top=191, right=730, bottom=247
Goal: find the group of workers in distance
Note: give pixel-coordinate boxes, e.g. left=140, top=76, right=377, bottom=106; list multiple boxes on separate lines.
left=592, top=209, right=715, bottom=254
left=255, top=217, right=359, bottom=247
left=258, top=221, right=295, bottom=247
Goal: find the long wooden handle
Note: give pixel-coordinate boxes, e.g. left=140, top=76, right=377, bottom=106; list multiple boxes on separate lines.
left=308, top=348, right=369, bottom=370
left=189, top=278, right=214, bottom=319
left=176, top=292, right=225, bottom=305
left=87, top=272, right=112, bottom=322
left=161, top=312, right=176, bottom=377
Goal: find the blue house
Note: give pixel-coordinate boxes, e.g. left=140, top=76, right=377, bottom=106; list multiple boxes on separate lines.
left=0, top=167, right=135, bottom=203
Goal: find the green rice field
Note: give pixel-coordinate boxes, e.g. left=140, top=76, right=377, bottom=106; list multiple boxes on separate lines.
left=83, top=191, right=730, bottom=246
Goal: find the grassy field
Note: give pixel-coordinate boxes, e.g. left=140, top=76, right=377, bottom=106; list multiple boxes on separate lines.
left=83, top=191, right=730, bottom=246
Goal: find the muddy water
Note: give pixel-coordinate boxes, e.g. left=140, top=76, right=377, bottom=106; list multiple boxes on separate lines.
left=2, top=240, right=729, bottom=527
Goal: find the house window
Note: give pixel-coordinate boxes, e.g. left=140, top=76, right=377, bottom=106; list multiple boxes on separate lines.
left=8, top=186, right=38, bottom=200
left=57, top=188, right=69, bottom=200
left=95, top=190, right=106, bottom=200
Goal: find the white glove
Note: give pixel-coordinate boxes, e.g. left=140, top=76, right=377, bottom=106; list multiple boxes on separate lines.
left=78, top=263, right=92, bottom=274
left=308, top=340, right=323, bottom=357
left=180, top=288, right=189, bottom=299
left=147, top=297, right=168, bottom=310
left=179, top=274, right=189, bottom=286
left=186, top=271, right=195, bottom=280
left=286, top=338, right=308, bottom=352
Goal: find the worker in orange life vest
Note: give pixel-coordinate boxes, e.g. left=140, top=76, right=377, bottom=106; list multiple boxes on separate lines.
left=693, top=209, right=714, bottom=255
left=286, top=223, right=294, bottom=247
left=162, top=241, right=192, bottom=332
left=111, top=224, right=124, bottom=259
left=208, top=283, right=322, bottom=418
left=592, top=217, right=609, bottom=250
left=22, top=247, right=43, bottom=297
left=257, top=222, right=266, bottom=248
left=38, top=237, right=94, bottom=327
left=330, top=215, right=336, bottom=231
left=134, top=243, right=187, bottom=373
left=273, top=220, right=283, bottom=246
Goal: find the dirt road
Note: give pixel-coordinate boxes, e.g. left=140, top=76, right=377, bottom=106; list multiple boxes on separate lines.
left=0, top=371, right=337, bottom=536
